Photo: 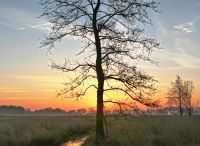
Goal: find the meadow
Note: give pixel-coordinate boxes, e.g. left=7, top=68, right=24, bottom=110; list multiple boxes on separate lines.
left=85, top=116, right=200, bottom=146
left=0, top=116, right=200, bottom=146
left=0, top=116, right=93, bottom=146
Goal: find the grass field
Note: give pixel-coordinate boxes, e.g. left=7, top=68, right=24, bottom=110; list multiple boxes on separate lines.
left=85, top=116, right=200, bottom=146
left=0, top=116, right=200, bottom=146
left=0, top=116, right=93, bottom=146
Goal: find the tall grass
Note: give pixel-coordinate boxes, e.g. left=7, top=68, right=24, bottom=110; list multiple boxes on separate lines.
left=0, top=116, right=93, bottom=146
left=1, top=116, right=200, bottom=146
left=84, top=116, right=200, bottom=146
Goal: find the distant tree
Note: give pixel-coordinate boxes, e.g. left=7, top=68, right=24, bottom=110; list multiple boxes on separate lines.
left=88, top=107, right=96, bottom=116
left=166, top=75, right=184, bottom=116
left=0, top=105, right=27, bottom=115
left=40, top=0, right=160, bottom=141
left=182, top=81, right=194, bottom=116
left=67, top=110, right=76, bottom=115
left=166, top=75, right=194, bottom=116
left=34, top=107, right=66, bottom=115
left=77, top=108, right=87, bottom=115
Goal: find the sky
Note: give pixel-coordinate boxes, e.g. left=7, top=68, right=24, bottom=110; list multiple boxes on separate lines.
left=0, top=0, right=200, bottom=110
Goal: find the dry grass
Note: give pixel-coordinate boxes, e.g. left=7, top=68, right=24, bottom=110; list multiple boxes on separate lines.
left=0, top=116, right=93, bottom=146
left=0, top=116, right=200, bottom=146
left=84, top=116, right=200, bottom=146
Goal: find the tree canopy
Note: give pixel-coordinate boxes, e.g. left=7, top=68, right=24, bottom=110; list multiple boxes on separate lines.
left=40, top=0, right=160, bottom=141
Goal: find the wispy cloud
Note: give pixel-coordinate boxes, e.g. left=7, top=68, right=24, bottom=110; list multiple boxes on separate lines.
left=0, top=21, right=52, bottom=32
left=17, top=27, right=26, bottom=30
left=29, top=23, right=52, bottom=31
left=0, top=6, right=51, bottom=32
left=172, top=53, right=200, bottom=69
left=154, top=49, right=200, bottom=69
left=173, top=17, right=200, bottom=33
left=0, top=90, right=29, bottom=93
left=0, top=97, right=49, bottom=100
left=0, top=20, right=21, bottom=29
left=174, top=22, right=194, bottom=33
left=7, top=75, right=62, bottom=84
left=150, top=18, right=200, bottom=69
left=16, top=22, right=52, bottom=32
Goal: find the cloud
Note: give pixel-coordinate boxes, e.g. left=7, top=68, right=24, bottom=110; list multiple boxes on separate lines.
left=7, top=75, right=62, bottom=84
left=0, top=7, right=51, bottom=32
left=172, top=53, right=200, bottom=69
left=0, top=90, right=29, bottom=93
left=17, top=27, right=26, bottom=30
left=16, top=22, right=52, bottom=31
left=29, top=23, right=52, bottom=31
left=153, top=49, right=200, bottom=69
left=0, top=21, right=51, bottom=32
left=0, top=97, right=48, bottom=100
left=0, top=21, right=18, bottom=28
left=155, top=17, right=200, bottom=68
left=149, top=19, right=200, bottom=69
left=174, top=22, right=194, bottom=33
left=173, top=17, right=200, bottom=33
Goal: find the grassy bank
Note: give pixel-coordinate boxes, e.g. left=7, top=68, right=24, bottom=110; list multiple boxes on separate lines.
left=84, top=116, right=200, bottom=146
left=0, top=116, right=93, bottom=146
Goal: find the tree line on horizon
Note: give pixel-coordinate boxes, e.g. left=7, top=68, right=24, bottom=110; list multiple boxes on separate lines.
left=0, top=106, right=87, bottom=116
left=1, top=99, right=199, bottom=116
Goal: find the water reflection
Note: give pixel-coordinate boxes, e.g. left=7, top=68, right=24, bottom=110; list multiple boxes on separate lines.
left=62, top=135, right=88, bottom=146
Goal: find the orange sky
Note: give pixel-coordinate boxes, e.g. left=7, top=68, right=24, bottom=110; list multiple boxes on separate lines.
left=0, top=73, right=199, bottom=110
left=0, top=74, right=97, bottom=110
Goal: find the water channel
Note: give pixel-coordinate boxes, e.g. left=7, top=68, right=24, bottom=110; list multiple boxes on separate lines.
left=61, top=135, right=88, bottom=146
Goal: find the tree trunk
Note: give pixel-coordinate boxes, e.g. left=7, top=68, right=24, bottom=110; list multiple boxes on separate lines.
left=178, top=88, right=183, bottom=116
left=179, top=100, right=183, bottom=116
left=189, top=109, right=192, bottom=116
left=188, top=106, right=192, bottom=116
left=92, top=0, right=105, bottom=142
left=95, top=41, right=105, bottom=142
left=96, top=70, right=105, bottom=141
left=95, top=29, right=105, bottom=142
left=189, top=97, right=192, bottom=116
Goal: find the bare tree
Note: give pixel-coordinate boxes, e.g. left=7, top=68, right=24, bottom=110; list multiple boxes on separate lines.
left=182, top=81, right=194, bottom=116
left=166, top=75, right=184, bottom=116
left=40, top=0, right=160, bottom=142
left=166, top=75, right=194, bottom=116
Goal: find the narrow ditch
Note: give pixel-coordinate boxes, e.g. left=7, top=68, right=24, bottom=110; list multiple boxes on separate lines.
left=61, top=135, right=89, bottom=146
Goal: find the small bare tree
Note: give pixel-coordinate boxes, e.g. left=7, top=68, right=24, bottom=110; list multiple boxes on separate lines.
left=40, top=0, right=160, bottom=142
left=166, top=75, right=194, bottom=116
left=166, top=75, right=184, bottom=116
left=182, top=81, right=194, bottom=116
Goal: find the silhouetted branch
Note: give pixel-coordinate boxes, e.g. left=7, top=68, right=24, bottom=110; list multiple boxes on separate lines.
left=40, top=0, right=160, bottom=139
